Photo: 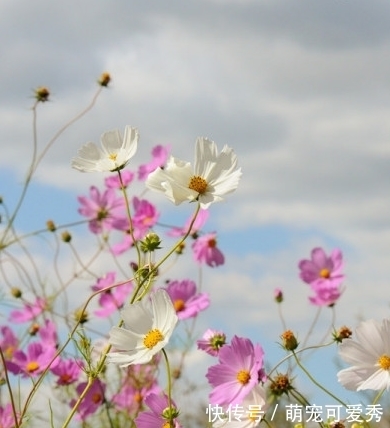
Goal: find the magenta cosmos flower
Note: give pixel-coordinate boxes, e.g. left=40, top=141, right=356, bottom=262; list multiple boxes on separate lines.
left=91, top=272, right=132, bottom=317
left=164, top=279, right=210, bottom=320
left=192, top=232, right=224, bottom=267
left=298, top=247, right=344, bottom=286
left=206, top=336, right=265, bottom=406
left=78, top=186, right=128, bottom=234
left=51, top=358, right=83, bottom=386
left=135, top=393, right=182, bottom=428
left=70, top=379, right=106, bottom=420
left=0, top=403, right=16, bottom=428
left=197, top=329, right=227, bottom=357
left=105, top=169, right=135, bottom=189
left=6, top=341, right=58, bottom=377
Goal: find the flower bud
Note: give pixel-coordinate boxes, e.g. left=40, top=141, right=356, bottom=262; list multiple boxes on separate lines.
left=333, top=326, right=352, bottom=343
left=29, top=323, right=40, bottom=336
left=74, top=308, right=88, bottom=324
left=61, top=231, right=72, bottom=243
left=280, top=330, right=298, bottom=351
left=46, top=220, right=56, bottom=232
left=274, top=288, right=283, bottom=303
left=269, top=373, right=293, bottom=397
left=10, top=287, right=22, bottom=298
left=98, top=72, right=111, bottom=87
left=34, top=86, right=50, bottom=103
left=175, top=242, right=185, bottom=255
left=140, top=232, right=162, bottom=252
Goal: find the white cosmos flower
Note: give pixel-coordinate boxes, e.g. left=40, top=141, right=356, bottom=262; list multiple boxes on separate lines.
left=146, top=137, right=242, bottom=209
left=72, top=126, right=138, bottom=172
left=337, top=318, right=390, bottom=391
left=107, top=289, right=178, bottom=366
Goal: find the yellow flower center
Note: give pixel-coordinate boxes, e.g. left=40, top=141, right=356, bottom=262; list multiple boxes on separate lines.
left=26, top=361, right=40, bottom=373
left=109, top=153, right=118, bottom=161
left=162, top=423, right=170, bottom=428
left=378, top=354, right=390, bottom=370
left=143, top=329, right=164, bottom=349
left=319, top=268, right=330, bottom=278
left=236, top=369, right=251, bottom=385
left=173, top=299, right=185, bottom=312
left=188, top=176, right=208, bottom=194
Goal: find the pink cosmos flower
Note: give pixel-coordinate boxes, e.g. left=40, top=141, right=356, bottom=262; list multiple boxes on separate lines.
left=164, top=279, right=210, bottom=320
left=135, top=393, right=182, bottom=428
left=0, top=326, right=18, bottom=360
left=105, top=169, right=135, bottom=189
left=9, top=297, right=46, bottom=323
left=91, top=272, right=132, bottom=317
left=138, top=145, right=170, bottom=180
left=192, top=232, right=224, bottom=267
left=112, top=383, right=160, bottom=414
left=70, top=379, right=106, bottom=420
left=110, top=197, right=159, bottom=256
left=197, top=329, right=227, bottom=357
left=38, top=319, right=58, bottom=348
left=78, top=186, right=128, bottom=234
left=308, top=281, right=343, bottom=306
left=132, top=197, right=159, bottom=231
left=206, top=336, right=265, bottom=406
left=6, top=341, right=58, bottom=377
left=298, top=247, right=344, bottom=286
left=168, top=208, right=209, bottom=238
left=0, top=403, right=16, bottom=428
left=51, top=358, right=83, bottom=386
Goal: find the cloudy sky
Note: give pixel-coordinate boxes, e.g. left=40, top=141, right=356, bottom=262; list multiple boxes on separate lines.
left=1, top=0, right=390, bottom=418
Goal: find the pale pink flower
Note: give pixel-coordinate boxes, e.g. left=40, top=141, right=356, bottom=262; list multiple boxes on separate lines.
left=192, top=233, right=224, bottom=267
left=165, top=279, right=209, bottom=319
left=298, top=247, right=344, bottom=286
left=9, top=297, right=46, bottom=323
left=38, top=319, right=58, bottom=348
left=168, top=208, right=209, bottom=237
left=0, top=403, right=16, bottom=428
left=91, top=272, right=132, bottom=317
left=78, top=186, right=128, bottom=234
left=138, top=144, right=170, bottom=180
left=0, top=326, right=18, bottom=360
left=105, top=170, right=135, bottom=189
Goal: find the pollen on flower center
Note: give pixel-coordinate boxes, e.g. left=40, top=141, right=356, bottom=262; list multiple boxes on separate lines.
left=173, top=299, right=185, bottom=312
left=378, top=354, right=390, bottom=370
left=319, top=268, right=330, bottom=278
left=26, top=361, right=40, bottom=373
left=143, top=328, right=164, bottom=349
left=236, top=369, right=251, bottom=385
left=109, top=153, right=118, bottom=161
left=188, top=175, right=208, bottom=194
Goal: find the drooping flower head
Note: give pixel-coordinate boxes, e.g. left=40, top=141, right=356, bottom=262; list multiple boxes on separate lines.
left=9, top=297, right=46, bottom=323
left=72, top=126, right=138, bottom=172
left=192, top=232, right=225, bottom=267
left=108, top=289, right=178, bottom=366
left=197, top=329, right=227, bottom=357
left=206, top=336, right=265, bottom=406
left=337, top=318, right=390, bottom=391
left=164, top=279, right=210, bottom=320
left=146, top=137, right=241, bottom=209
left=105, top=169, right=135, bottom=189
